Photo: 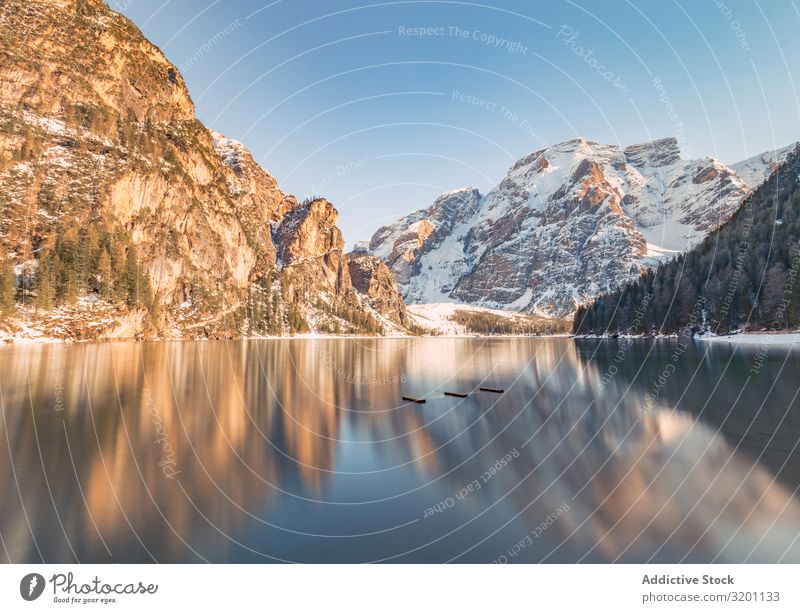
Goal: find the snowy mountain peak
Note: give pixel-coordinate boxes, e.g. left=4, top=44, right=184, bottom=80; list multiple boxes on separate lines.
left=369, top=137, right=794, bottom=317
left=438, top=186, right=480, bottom=198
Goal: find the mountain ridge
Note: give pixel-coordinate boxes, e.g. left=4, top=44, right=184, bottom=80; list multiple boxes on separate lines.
left=367, top=136, right=797, bottom=317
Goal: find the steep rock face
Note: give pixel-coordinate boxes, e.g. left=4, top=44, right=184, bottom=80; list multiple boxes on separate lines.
left=211, top=131, right=296, bottom=223
left=369, top=137, right=779, bottom=317
left=0, top=0, right=288, bottom=337
left=0, top=0, right=402, bottom=338
left=273, top=198, right=351, bottom=305
left=620, top=138, right=747, bottom=240
left=347, top=254, right=408, bottom=326
left=369, top=187, right=481, bottom=301
left=0, top=0, right=194, bottom=122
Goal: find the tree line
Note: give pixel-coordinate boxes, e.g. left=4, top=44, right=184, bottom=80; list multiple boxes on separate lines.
left=453, top=309, right=572, bottom=335
left=0, top=220, right=160, bottom=323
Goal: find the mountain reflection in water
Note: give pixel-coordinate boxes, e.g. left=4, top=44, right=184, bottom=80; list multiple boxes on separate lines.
left=1, top=337, right=799, bottom=563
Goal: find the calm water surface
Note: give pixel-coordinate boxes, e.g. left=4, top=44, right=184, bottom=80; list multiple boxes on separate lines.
left=2, top=337, right=800, bottom=563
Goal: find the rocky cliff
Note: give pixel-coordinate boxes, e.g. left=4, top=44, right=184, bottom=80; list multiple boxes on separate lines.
left=0, top=0, right=410, bottom=339
left=369, top=187, right=481, bottom=300
left=369, top=137, right=791, bottom=317
left=347, top=254, right=408, bottom=328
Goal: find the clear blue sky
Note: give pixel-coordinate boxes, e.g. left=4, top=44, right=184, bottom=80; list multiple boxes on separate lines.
left=114, top=0, right=800, bottom=246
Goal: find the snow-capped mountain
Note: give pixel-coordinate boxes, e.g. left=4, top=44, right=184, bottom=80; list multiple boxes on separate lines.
left=369, top=187, right=482, bottom=300
left=369, top=137, right=794, bottom=317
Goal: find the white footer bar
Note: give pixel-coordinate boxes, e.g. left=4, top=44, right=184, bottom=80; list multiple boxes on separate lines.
left=0, top=564, right=796, bottom=612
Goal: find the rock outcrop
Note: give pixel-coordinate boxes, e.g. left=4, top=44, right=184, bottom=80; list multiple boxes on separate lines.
left=369, top=187, right=481, bottom=300
left=347, top=254, right=408, bottom=327
left=274, top=198, right=351, bottom=299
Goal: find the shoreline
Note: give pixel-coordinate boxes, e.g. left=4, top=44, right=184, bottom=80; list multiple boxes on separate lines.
left=16, top=330, right=800, bottom=346
left=0, top=332, right=576, bottom=346
left=575, top=331, right=800, bottom=346
left=696, top=332, right=800, bottom=345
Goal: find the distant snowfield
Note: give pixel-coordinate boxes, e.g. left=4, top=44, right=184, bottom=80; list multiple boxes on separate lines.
left=698, top=333, right=800, bottom=346
left=407, top=302, right=567, bottom=336
left=408, top=302, right=488, bottom=335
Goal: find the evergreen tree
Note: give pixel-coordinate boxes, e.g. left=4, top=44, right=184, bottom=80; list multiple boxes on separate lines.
left=761, top=263, right=788, bottom=328
left=788, top=261, right=800, bottom=327
left=64, top=266, right=80, bottom=305
left=34, top=250, right=55, bottom=310
left=97, top=249, right=113, bottom=300
left=0, top=256, right=16, bottom=316
left=110, top=234, right=128, bottom=302
left=125, top=246, right=141, bottom=307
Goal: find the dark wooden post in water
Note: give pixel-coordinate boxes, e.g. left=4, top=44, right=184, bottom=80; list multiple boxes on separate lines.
left=479, top=387, right=504, bottom=394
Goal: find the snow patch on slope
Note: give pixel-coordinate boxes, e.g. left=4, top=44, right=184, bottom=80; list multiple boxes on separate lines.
left=731, top=143, right=798, bottom=188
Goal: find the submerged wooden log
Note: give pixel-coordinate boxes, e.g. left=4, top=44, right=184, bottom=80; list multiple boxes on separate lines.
left=402, top=396, right=426, bottom=404
left=444, top=391, right=469, bottom=398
